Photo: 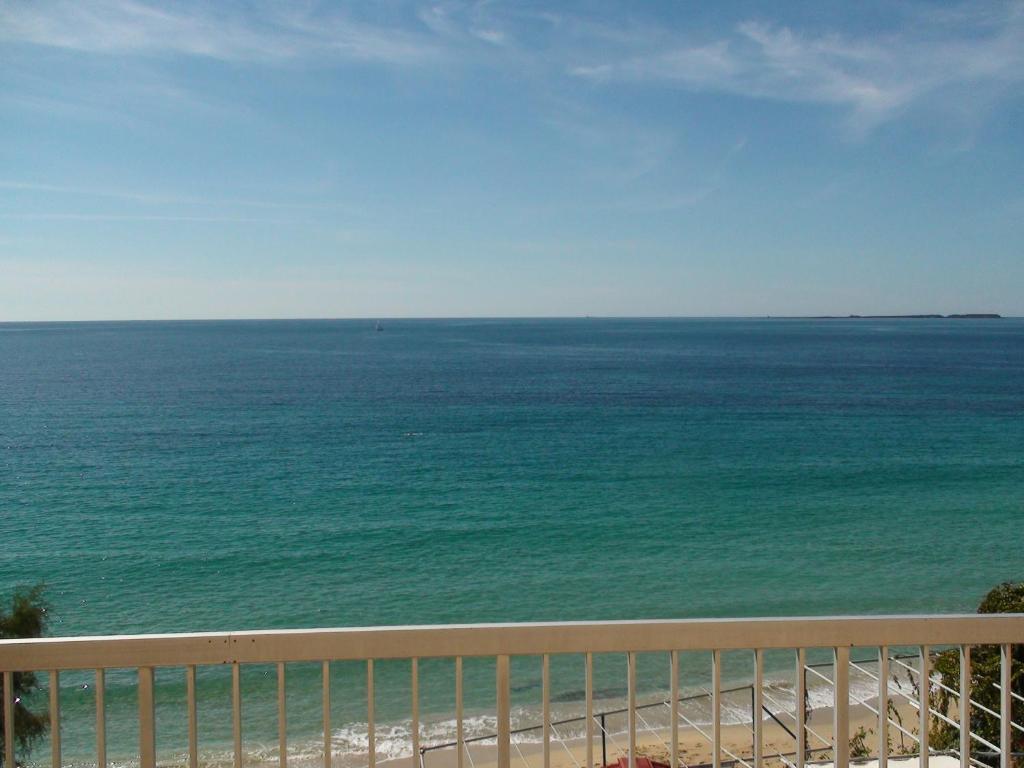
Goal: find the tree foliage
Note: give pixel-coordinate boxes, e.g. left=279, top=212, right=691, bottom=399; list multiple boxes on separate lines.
left=929, top=582, right=1024, bottom=766
left=0, top=585, right=51, bottom=766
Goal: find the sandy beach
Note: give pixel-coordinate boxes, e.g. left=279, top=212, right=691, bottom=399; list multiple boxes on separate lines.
left=405, top=697, right=925, bottom=768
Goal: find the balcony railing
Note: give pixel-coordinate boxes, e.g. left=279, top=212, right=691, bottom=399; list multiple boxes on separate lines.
left=1, top=615, right=1021, bottom=768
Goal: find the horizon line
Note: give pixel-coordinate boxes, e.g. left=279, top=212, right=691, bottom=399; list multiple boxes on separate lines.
left=0, top=313, right=1016, bottom=324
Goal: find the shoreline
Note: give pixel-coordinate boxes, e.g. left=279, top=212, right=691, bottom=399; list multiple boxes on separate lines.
left=116, top=667, right=925, bottom=768
left=395, top=696, right=924, bottom=768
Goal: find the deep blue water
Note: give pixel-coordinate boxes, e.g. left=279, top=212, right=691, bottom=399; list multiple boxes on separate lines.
left=2, top=318, right=1022, bottom=764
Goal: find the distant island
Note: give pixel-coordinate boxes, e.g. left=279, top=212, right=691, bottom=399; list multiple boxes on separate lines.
left=770, top=313, right=1002, bottom=319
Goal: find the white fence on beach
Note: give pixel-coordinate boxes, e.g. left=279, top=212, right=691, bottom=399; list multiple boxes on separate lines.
left=0, top=615, right=1021, bottom=768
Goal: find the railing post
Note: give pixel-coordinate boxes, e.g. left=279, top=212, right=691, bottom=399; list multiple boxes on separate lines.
left=796, top=648, right=806, bottom=768
left=322, top=661, right=331, bottom=768
left=368, top=660, right=376, bottom=768
left=96, top=669, right=106, bottom=768
left=670, top=651, right=679, bottom=768
left=50, top=671, right=61, bottom=768
left=138, top=667, right=155, bottom=768
left=543, top=654, right=551, bottom=768
left=833, top=648, right=849, bottom=768
left=497, top=655, right=510, bottom=768
left=712, top=650, right=722, bottom=768
left=627, top=652, right=637, bottom=768
left=276, top=663, right=286, bottom=768
left=879, top=647, right=889, bottom=768
left=187, top=665, right=198, bottom=768
left=960, top=646, right=971, bottom=768
left=232, top=662, right=242, bottom=768
left=3, top=671, right=15, bottom=768
left=1000, top=644, right=1012, bottom=768
left=453, top=657, right=462, bottom=768
left=754, top=650, right=763, bottom=768
left=920, top=646, right=930, bottom=768
left=411, top=658, right=420, bottom=768
left=586, top=653, right=594, bottom=768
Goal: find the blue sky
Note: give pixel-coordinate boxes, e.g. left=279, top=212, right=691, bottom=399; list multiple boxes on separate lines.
left=1, top=0, right=1022, bottom=319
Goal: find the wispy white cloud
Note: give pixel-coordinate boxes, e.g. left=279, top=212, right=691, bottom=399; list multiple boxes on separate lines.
left=569, top=3, right=1024, bottom=135
left=414, top=2, right=529, bottom=53
left=0, top=0, right=438, bottom=64
left=6, top=0, right=1020, bottom=139
left=471, top=28, right=506, bottom=46
left=3, top=0, right=1022, bottom=150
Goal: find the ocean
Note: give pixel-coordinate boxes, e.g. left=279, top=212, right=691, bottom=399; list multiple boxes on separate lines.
left=2, top=317, right=1022, bottom=766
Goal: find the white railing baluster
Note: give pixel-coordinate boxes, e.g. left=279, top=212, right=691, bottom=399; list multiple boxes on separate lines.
left=276, top=663, right=286, bottom=768
left=920, top=646, right=930, bottom=768
left=95, top=669, right=106, bottom=768
left=497, top=655, right=511, bottom=768
left=712, top=649, right=721, bottom=768
left=754, top=649, right=763, bottom=768
left=232, top=662, right=242, bottom=768
left=369, top=659, right=376, bottom=768
left=1000, top=644, right=1011, bottom=768
left=454, top=657, right=462, bottom=768
left=960, top=646, right=971, bottom=768
left=412, top=658, right=420, bottom=768
left=670, top=651, right=679, bottom=768
left=138, top=667, right=155, bottom=768
left=323, top=661, right=331, bottom=768
left=543, top=654, right=551, bottom=768
left=585, top=653, right=594, bottom=768
left=878, top=647, right=889, bottom=768
left=833, top=647, right=849, bottom=768
left=796, top=648, right=806, bottom=768
left=50, top=670, right=60, bottom=768
left=187, top=665, right=198, bottom=768
left=628, top=651, right=637, bottom=768
left=4, top=670, right=15, bottom=768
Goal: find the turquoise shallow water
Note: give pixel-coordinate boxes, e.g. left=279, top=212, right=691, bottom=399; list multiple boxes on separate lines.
left=2, top=318, right=1022, bottom=764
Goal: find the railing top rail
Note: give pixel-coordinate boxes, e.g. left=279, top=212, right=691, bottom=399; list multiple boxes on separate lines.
left=1, top=614, right=1021, bottom=671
